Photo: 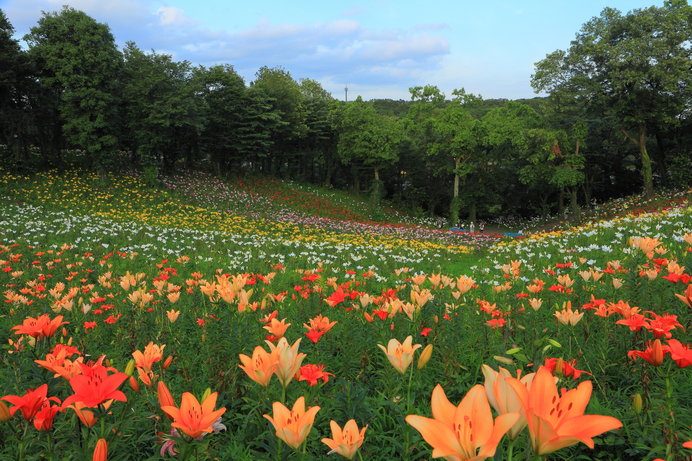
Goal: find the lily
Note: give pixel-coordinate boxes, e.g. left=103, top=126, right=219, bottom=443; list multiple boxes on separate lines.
left=506, top=366, right=622, bottom=455
left=406, top=384, right=519, bottom=460
left=378, top=336, right=422, bottom=374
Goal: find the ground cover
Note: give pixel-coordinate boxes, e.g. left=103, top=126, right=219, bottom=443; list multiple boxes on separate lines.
left=0, top=171, right=690, bottom=460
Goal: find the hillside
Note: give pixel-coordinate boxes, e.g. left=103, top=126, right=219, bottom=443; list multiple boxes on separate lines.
left=0, top=169, right=690, bottom=460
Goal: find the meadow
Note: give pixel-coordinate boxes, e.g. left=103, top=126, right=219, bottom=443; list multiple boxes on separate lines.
left=0, top=170, right=690, bottom=460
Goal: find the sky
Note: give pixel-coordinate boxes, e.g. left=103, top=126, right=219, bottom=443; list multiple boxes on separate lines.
left=1, top=0, right=665, bottom=101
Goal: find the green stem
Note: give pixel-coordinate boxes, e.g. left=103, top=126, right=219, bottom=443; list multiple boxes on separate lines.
left=18, top=421, right=29, bottom=461
left=47, top=432, right=54, bottom=461
left=663, top=370, right=677, bottom=460
left=507, top=437, right=515, bottom=461
left=404, top=363, right=415, bottom=460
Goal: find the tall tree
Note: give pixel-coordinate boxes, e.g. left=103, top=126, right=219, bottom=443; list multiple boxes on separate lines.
left=427, top=90, right=483, bottom=224
left=121, top=43, right=202, bottom=172
left=196, top=65, right=247, bottom=173
left=298, top=78, right=335, bottom=182
left=0, top=9, right=31, bottom=167
left=532, top=0, right=692, bottom=197
left=251, top=67, right=307, bottom=175
left=25, top=7, right=122, bottom=171
left=338, top=97, right=401, bottom=204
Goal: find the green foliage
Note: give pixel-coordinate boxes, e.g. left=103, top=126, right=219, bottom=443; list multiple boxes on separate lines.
left=25, top=7, right=122, bottom=171
left=121, top=43, right=202, bottom=171
left=532, top=0, right=692, bottom=197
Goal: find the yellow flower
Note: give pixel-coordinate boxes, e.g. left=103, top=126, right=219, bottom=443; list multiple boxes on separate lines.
left=266, top=337, right=306, bottom=387
left=264, top=396, right=320, bottom=450
left=321, top=419, right=367, bottom=459
left=378, top=336, right=422, bottom=374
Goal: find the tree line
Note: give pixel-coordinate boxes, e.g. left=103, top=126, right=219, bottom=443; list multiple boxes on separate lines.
left=1, top=2, right=690, bottom=223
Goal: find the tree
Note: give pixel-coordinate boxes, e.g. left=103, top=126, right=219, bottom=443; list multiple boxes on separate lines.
left=298, top=78, right=335, bottom=182
left=25, top=7, right=122, bottom=171
left=337, top=97, right=401, bottom=205
left=121, top=43, right=202, bottom=172
left=532, top=0, right=692, bottom=197
left=482, top=101, right=543, bottom=215
left=427, top=90, right=484, bottom=224
left=196, top=65, right=247, bottom=173
left=404, top=85, right=447, bottom=215
left=251, top=67, right=307, bottom=175
left=0, top=9, right=31, bottom=167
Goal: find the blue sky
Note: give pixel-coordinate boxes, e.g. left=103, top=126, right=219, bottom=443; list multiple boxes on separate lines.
left=1, top=0, right=663, bottom=100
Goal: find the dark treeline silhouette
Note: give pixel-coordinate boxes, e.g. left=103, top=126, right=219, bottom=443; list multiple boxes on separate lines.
left=1, top=2, right=690, bottom=223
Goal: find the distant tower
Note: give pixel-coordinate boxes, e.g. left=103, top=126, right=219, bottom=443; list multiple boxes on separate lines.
left=344, top=85, right=348, bottom=102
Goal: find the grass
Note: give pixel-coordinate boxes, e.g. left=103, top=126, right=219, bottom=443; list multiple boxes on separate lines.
left=0, top=169, right=690, bottom=460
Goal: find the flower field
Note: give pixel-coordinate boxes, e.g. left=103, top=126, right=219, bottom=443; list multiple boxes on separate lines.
left=0, top=171, right=690, bottom=460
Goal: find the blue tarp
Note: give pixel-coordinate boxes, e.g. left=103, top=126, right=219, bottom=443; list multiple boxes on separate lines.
left=503, top=232, right=523, bottom=237
left=449, top=227, right=467, bottom=232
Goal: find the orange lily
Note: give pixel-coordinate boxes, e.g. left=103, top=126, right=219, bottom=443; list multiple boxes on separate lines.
left=238, top=345, right=278, bottom=387
left=264, top=396, right=320, bottom=449
left=166, top=309, right=180, bottom=323
left=62, top=363, right=127, bottom=408
left=321, top=419, right=367, bottom=459
left=2, top=384, right=58, bottom=420
left=303, top=314, right=337, bottom=333
left=132, top=342, right=165, bottom=372
left=378, top=336, right=421, bottom=374
left=506, top=366, right=622, bottom=455
left=11, top=314, right=68, bottom=339
left=263, top=318, right=291, bottom=339
left=675, top=283, right=692, bottom=308
left=406, top=384, right=519, bottom=460
left=161, top=392, right=226, bottom=439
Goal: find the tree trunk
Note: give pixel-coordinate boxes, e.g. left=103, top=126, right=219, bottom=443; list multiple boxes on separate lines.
left=469, top=202, right=477, bottom=223
left=558, top=188, right=565, bottom=215
left=453, top=157, right=460, bottom=199
left=370, top=167, right=382, bottom=210
left=622, top=125, right=654, bottom=198
left=570, top=186, right=580, bottom=222
left=352, top=165, right=360, bottom=196
left=653, top=130, right=669, bottom=187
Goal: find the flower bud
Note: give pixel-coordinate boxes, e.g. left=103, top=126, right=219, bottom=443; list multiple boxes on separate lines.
left=493, top=355, right=514, bottom=365
left=163, top=356, right=173, bottom=369
left=632, top=393, right=643, bottom=414
left=651, top=339, right=664, bottom=367
left=124, top=359, right=135, bottom=376
left=157, top=381, right=175, bottom=414
left=417, top=344, right=433, bottom=369
left=201, top=387, right=212, bottom=402
left=0, top=400, right=11, bottom=422
left=129, top=376, right=140, bottom=393
left=92, top=438, right=108, bottom=461
left=554, top=358, right=565, bottom=377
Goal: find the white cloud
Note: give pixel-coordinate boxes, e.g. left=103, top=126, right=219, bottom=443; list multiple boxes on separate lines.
left=3, top=0, right=452, bottom=99
left=156, top=6, right=196, bottom=26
